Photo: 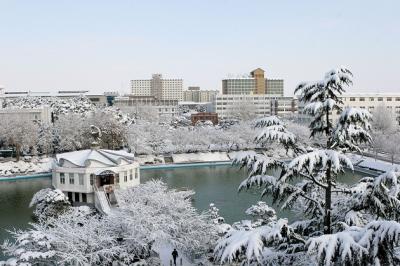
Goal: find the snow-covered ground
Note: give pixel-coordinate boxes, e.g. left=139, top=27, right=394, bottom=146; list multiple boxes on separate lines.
left=0, top=157, right=54, bottom=177
left=348, top=153, right=399, bottom=173
left=156, top=243, right=193, bottom=266
left=135, top=155, right=165, bottom=165
left=172, top=152, right=230, bottom=163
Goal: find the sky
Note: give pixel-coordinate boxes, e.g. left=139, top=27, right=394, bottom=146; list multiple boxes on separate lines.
left=0, top=0, right=399, bottom=96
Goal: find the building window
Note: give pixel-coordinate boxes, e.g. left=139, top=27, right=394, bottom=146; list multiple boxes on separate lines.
left=75, top=193, right=80, bottom=202
left=378, top=97, right=383, bottom=101
left=90, top=174, right=94, bottom=186
left=369, top=97, right=374, bottom=101
left=69, top=173, right=74, bottom=185
left=60, top=173, right=65, bottom=184
left=396, top=97, right=400, bottom=101
left=82, top=193, right=87, bottom=203
left=387, top=97, right=392, bottom=101
left=359, top=97, right=365, bottom=101
left=116, top=175, right=120, bottom=183
left=78, top=174, right=84, bottom=186
left=124, top=171, right=128, bottom=182
left=349, top=97, right=356, bottom=101
left=130, top=170, right=133, bottom=180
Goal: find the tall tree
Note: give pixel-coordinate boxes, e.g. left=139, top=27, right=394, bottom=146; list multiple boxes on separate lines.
left=214, top=68, right=400, bottom=265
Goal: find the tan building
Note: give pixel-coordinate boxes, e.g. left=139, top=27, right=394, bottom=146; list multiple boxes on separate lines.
left=250, top=68, right=266, bottom=94
left=131, top=74, right=183, bottom=101
left=222, top=68, right=284, bottom=96
left=183, top=87, right=219, bottom=103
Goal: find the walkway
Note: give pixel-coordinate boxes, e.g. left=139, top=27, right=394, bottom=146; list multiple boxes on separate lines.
left=156, top=243, right=193, bottom=266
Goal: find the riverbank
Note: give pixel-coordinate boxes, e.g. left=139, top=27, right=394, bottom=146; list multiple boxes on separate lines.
left=1, top=151, right=395, bottom=181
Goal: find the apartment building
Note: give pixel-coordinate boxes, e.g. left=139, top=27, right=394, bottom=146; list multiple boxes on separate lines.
left=183, top=86, right=219, bottom=103
left=131, top=74, right=183, bottom=101
left=222, top=68, right=284, bottom=96
left=215, top=94, right=297, bottom=119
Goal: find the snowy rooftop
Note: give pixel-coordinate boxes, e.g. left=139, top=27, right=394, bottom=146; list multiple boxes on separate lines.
left=56, top=149, right=135, bottom=167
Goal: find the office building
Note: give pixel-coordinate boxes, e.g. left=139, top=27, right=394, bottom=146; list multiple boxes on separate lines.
left=113, top=95, right=179, bottom=121
left=131, top=74, right=183, bottom=101
left=215, top=94, right=297, bottom=119
left=222, top=68, right=284, bottom=96
left=183, top=87, right=219, bottom=103
left=297, top=93, right=400, bottom=122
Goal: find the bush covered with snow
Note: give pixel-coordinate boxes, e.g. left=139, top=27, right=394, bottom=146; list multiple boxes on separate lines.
left=1, top=181, right=218, bottom=265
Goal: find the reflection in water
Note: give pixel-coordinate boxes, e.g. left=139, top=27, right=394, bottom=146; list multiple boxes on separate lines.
left=0, top=178, right=52, bottom=245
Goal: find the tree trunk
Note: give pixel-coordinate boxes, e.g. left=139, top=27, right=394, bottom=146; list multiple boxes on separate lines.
left=324, top=162, right=332, bottom=234
left=15, top=143, right=21, bottom=162
left=324, top=106, right=332, bottom=234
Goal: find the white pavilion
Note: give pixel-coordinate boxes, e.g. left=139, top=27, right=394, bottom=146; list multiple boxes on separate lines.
left=52, top=148, right=140, bottom=214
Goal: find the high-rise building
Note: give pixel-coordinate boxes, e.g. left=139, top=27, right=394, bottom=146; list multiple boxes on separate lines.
left=222, top=68, right=284, bottom=96
left=131, top=74, right=183, bottom=100
left=183, top=86, right=219, bottom=103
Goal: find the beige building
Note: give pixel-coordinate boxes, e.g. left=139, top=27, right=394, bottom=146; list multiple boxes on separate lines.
left=131, top=74, right=183, bottom=101
left=183, top=87, right=219, bottom=103
left=222, top=68, right=284, bottom=96
left=215, top=94, right=297, bottom=119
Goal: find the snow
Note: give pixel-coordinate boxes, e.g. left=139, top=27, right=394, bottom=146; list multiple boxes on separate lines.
left=156, top=243, right=193, bottom=266
left=0, top=157, right=53, bottom=177
left=348, top=153, right=398, bottom=173
left=172, top=152, right=230, bottom=163
left=56, top=149, right=135, bottom=167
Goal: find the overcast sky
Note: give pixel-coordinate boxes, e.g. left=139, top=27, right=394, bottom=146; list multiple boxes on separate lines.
left=0, top=1, right=399, bottom=96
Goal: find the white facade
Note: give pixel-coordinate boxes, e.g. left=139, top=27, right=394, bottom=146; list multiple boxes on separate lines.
left=297, top=93, right=400, bottom=121
left=52, top=149, right=140, bottom=212
left=215, top=94, right=297, bottom=119
left=114, top=96, right=179, bottom=121
left=0, top=107, right=52, bottom=123
left=130, top=74, right=183, bottom=100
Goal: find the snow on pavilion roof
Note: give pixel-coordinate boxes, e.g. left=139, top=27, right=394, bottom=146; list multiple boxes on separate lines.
left=56, top=149, right=135, bottom=168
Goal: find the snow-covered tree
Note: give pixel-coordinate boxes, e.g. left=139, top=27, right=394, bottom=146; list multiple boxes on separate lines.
left=0, top=117, right=39, bottom=161
left=371, top=103, right=398, bottom=133
left=2, top=181, right=218, bottom=265
left=29, top=188, right=71, bottom=221
left=215, top=68, right=400, bottom=265
left=110, top=180, right=218, bottom=259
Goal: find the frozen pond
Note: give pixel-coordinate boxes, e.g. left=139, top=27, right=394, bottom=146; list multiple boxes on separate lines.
left=0, top=164, right=365, bottom=249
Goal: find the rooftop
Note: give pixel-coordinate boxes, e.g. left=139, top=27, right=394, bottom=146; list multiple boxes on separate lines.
left=56, top=149, right=135, bottom=168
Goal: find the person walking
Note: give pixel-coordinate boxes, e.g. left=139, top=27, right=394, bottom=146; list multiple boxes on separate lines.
left=171, top=248, right=179, bottom=266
